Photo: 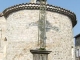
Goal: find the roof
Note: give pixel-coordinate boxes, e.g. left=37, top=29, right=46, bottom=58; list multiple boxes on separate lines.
left=75, top=34, right=80, bottom=38
left=75, top=34, right=80, bottom=46
left=0, top=13, right=3, bottom=17
left=1, top=3, right=77, bottom=27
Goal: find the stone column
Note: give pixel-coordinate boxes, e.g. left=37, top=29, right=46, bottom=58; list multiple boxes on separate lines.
left=30, top=50, right=51, bottom=60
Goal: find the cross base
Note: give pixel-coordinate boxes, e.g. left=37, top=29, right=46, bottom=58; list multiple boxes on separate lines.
left=30, top=49, right=51, bottom=60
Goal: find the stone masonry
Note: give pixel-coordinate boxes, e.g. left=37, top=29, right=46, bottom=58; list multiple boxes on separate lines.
left=0, top=3, right=77, bottom=60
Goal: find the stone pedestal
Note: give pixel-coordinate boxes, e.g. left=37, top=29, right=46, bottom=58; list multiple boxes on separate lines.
left=30, top=50, right=51, bottom=60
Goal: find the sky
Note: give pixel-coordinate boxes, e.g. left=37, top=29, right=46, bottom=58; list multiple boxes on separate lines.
left=0, top=0, right=80, bottom=37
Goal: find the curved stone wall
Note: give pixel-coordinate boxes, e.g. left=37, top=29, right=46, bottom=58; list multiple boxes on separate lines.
left=6, top=10, right=75, bottom=60
left=3, top=3, right=77, bottom=27
left=0, top=16, right=7, bottom=60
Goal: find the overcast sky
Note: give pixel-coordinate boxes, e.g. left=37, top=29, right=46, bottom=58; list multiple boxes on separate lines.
left=0, top=0, right=80, bottom=36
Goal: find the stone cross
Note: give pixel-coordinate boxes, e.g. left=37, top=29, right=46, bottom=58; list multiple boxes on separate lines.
left=26, top=21, right=59, bottom=32
left=30, top=0, right=37, bottom=3
left=30, top=0, right=45, bottom=3
left=26, top=20, right=59, bottom=47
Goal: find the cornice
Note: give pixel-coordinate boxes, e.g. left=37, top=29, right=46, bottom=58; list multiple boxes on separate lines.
left=0, top=13, right=3, bottom=17
left=2, top=3, right=77, bottom=27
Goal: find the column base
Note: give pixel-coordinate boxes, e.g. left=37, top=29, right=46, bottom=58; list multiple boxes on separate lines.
left=30, top=49, right=51, bottom=54
left=30, top=49, right=51, bottom=60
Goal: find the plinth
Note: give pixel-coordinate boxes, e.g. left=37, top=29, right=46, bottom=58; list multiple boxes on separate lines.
left=30, top=50, right=51, bottom=60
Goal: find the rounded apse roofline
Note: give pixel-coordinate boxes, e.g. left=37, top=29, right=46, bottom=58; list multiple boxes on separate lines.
left=0, top=13, right=3, bottom=17
left=1, top=3, right=77, bottom=27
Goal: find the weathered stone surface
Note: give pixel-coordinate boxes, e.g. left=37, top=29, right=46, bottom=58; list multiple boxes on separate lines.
left=0, top=16, right=7, bottom=60
left=5, top=10, right=75, bottom=60
left=0, top=10, right=75, bottom=60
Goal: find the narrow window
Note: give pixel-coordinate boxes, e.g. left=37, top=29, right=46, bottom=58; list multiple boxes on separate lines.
left=79, top=49, right=80, bottom=57
left=76, top=49, right=79, bottom=57
left=71, top=46, right=74, bottom=58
